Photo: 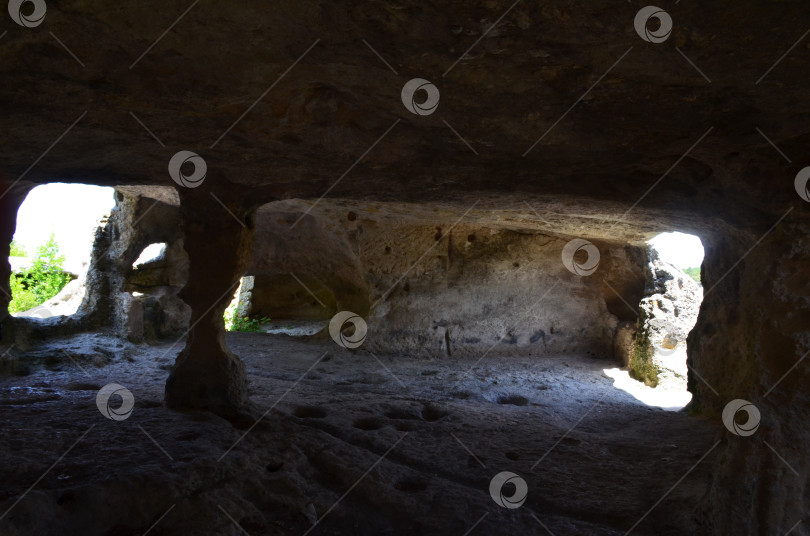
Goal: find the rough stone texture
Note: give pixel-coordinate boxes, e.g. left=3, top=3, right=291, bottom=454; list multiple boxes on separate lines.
left=359, top=221, right=641, bottom=359
left=124, top=239, right=191, bottom=341
left=232, top=275, right=254, bottom=319
left=105, top=188, right=190, bottom=341
left=0, top=182, right=33, bottom=344
left=72, top=194, right=650, bottom=361
left=0, top=1, right=809, bottom=533
left=164, top=189, right=256, bottom=423
left=613, top=321, right=636, bottom=368
left=238, top=200, right=648, bottom=358
left=640, top=250, right=703, bottom=346
left=688, top=226, right=810, bottom=534
left=0, top=332, right=718, bottom=536
left=247, top=206, right=371, bottom=320
left=0, top=0, right=806, bottom=232
left=631, top=250, right=703, bottom=388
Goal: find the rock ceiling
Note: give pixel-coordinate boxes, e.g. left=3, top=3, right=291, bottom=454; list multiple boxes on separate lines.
left=2, top=1, right=809, bottom=236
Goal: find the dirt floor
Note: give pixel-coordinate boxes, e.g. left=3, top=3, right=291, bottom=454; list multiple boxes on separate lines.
left=0, top=332, right=720, bottom=536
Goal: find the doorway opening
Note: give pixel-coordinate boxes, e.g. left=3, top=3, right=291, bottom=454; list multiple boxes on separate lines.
left=223, top=275, right=330, bottom=336
left=605, top=232, right=704, bottom=410
left=8, top=183, right=115, bottom=318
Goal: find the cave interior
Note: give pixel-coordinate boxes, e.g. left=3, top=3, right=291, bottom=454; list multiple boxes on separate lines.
left=1, top=1, right=809, bottom=535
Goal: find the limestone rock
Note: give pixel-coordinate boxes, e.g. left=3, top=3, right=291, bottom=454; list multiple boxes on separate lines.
left=631, top=248, right=703, bottom=389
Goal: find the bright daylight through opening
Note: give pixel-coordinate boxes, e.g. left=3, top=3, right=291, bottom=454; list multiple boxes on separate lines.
left=604, top=232, right=705, bottom=410
left=8, top=184, right=114, bottom=318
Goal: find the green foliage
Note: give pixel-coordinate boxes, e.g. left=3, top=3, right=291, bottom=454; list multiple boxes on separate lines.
left=231, top=315, right=271, bottom=332
left=9, top=274, right=40, bottom=312
left=8, top=234, right=71, bottom=314
left=9, top=240, right=26, bottom=257
left=683, top=266, right=701, bottom=285
left=223, top=289, right=270, bottom=332
left=224, top=308, right=271, bottom=333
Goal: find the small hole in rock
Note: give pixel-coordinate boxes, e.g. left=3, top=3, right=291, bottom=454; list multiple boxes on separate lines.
left=266, top=462, right=284, bottom=473
left=421, top=405, right=449, bottom=422
left=497, top=395, right=528, bottom=406
left=56, top=492, right=75, bottom=506
left=353, top=417, right=384, bottom=430
left=384, top=408, right=419, bottom=420
left=293, top=406, right=327, bottom=418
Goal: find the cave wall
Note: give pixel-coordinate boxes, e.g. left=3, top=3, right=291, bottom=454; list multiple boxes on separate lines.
left=246, top=207, right=370, bottom=319
left=50, top=194, right=649, bottom=362
left=249, top=201, right=648, bottom=359
left=1, top=1, right=809, bottom=531
left=688, top=223, right=810, bottom=533
left=95, top=187, right=190, bottom=343
left=360, top=223, right=645, bottom=358
left=0, top=181, right=32, bottom=345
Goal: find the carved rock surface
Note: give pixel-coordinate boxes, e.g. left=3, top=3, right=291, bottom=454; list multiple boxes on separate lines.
left=635, top=249, right=703, bottom=388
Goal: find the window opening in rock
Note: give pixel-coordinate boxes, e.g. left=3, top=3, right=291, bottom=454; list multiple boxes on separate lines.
left=9, top=184, right=114, bottom=319
left=222, top=275, right=328, bottom=335
left=604, top=232, right=704, bottom=410
left=132, top=243, right=167, bottom=268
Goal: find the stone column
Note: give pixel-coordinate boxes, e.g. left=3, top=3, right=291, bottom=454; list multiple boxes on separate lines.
left=164, top=187, right=255, bottom=423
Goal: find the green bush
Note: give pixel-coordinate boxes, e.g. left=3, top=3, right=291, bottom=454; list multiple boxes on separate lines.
left=224, top=309, right=270, bottom=333
left=223, top=289, right=271, bottom=332
left=9, top=240, right=26, bottom=257
left=683, top=266, right=701, bottom=285
left=8, top=235, right=71, bottom=314
left=231, top=315, right=271, bottom=332
left=9, top=274, right=40, bottom=312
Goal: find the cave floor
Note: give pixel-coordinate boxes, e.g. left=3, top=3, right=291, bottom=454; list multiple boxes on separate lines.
left=0, top=332, right=719, bottom=536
